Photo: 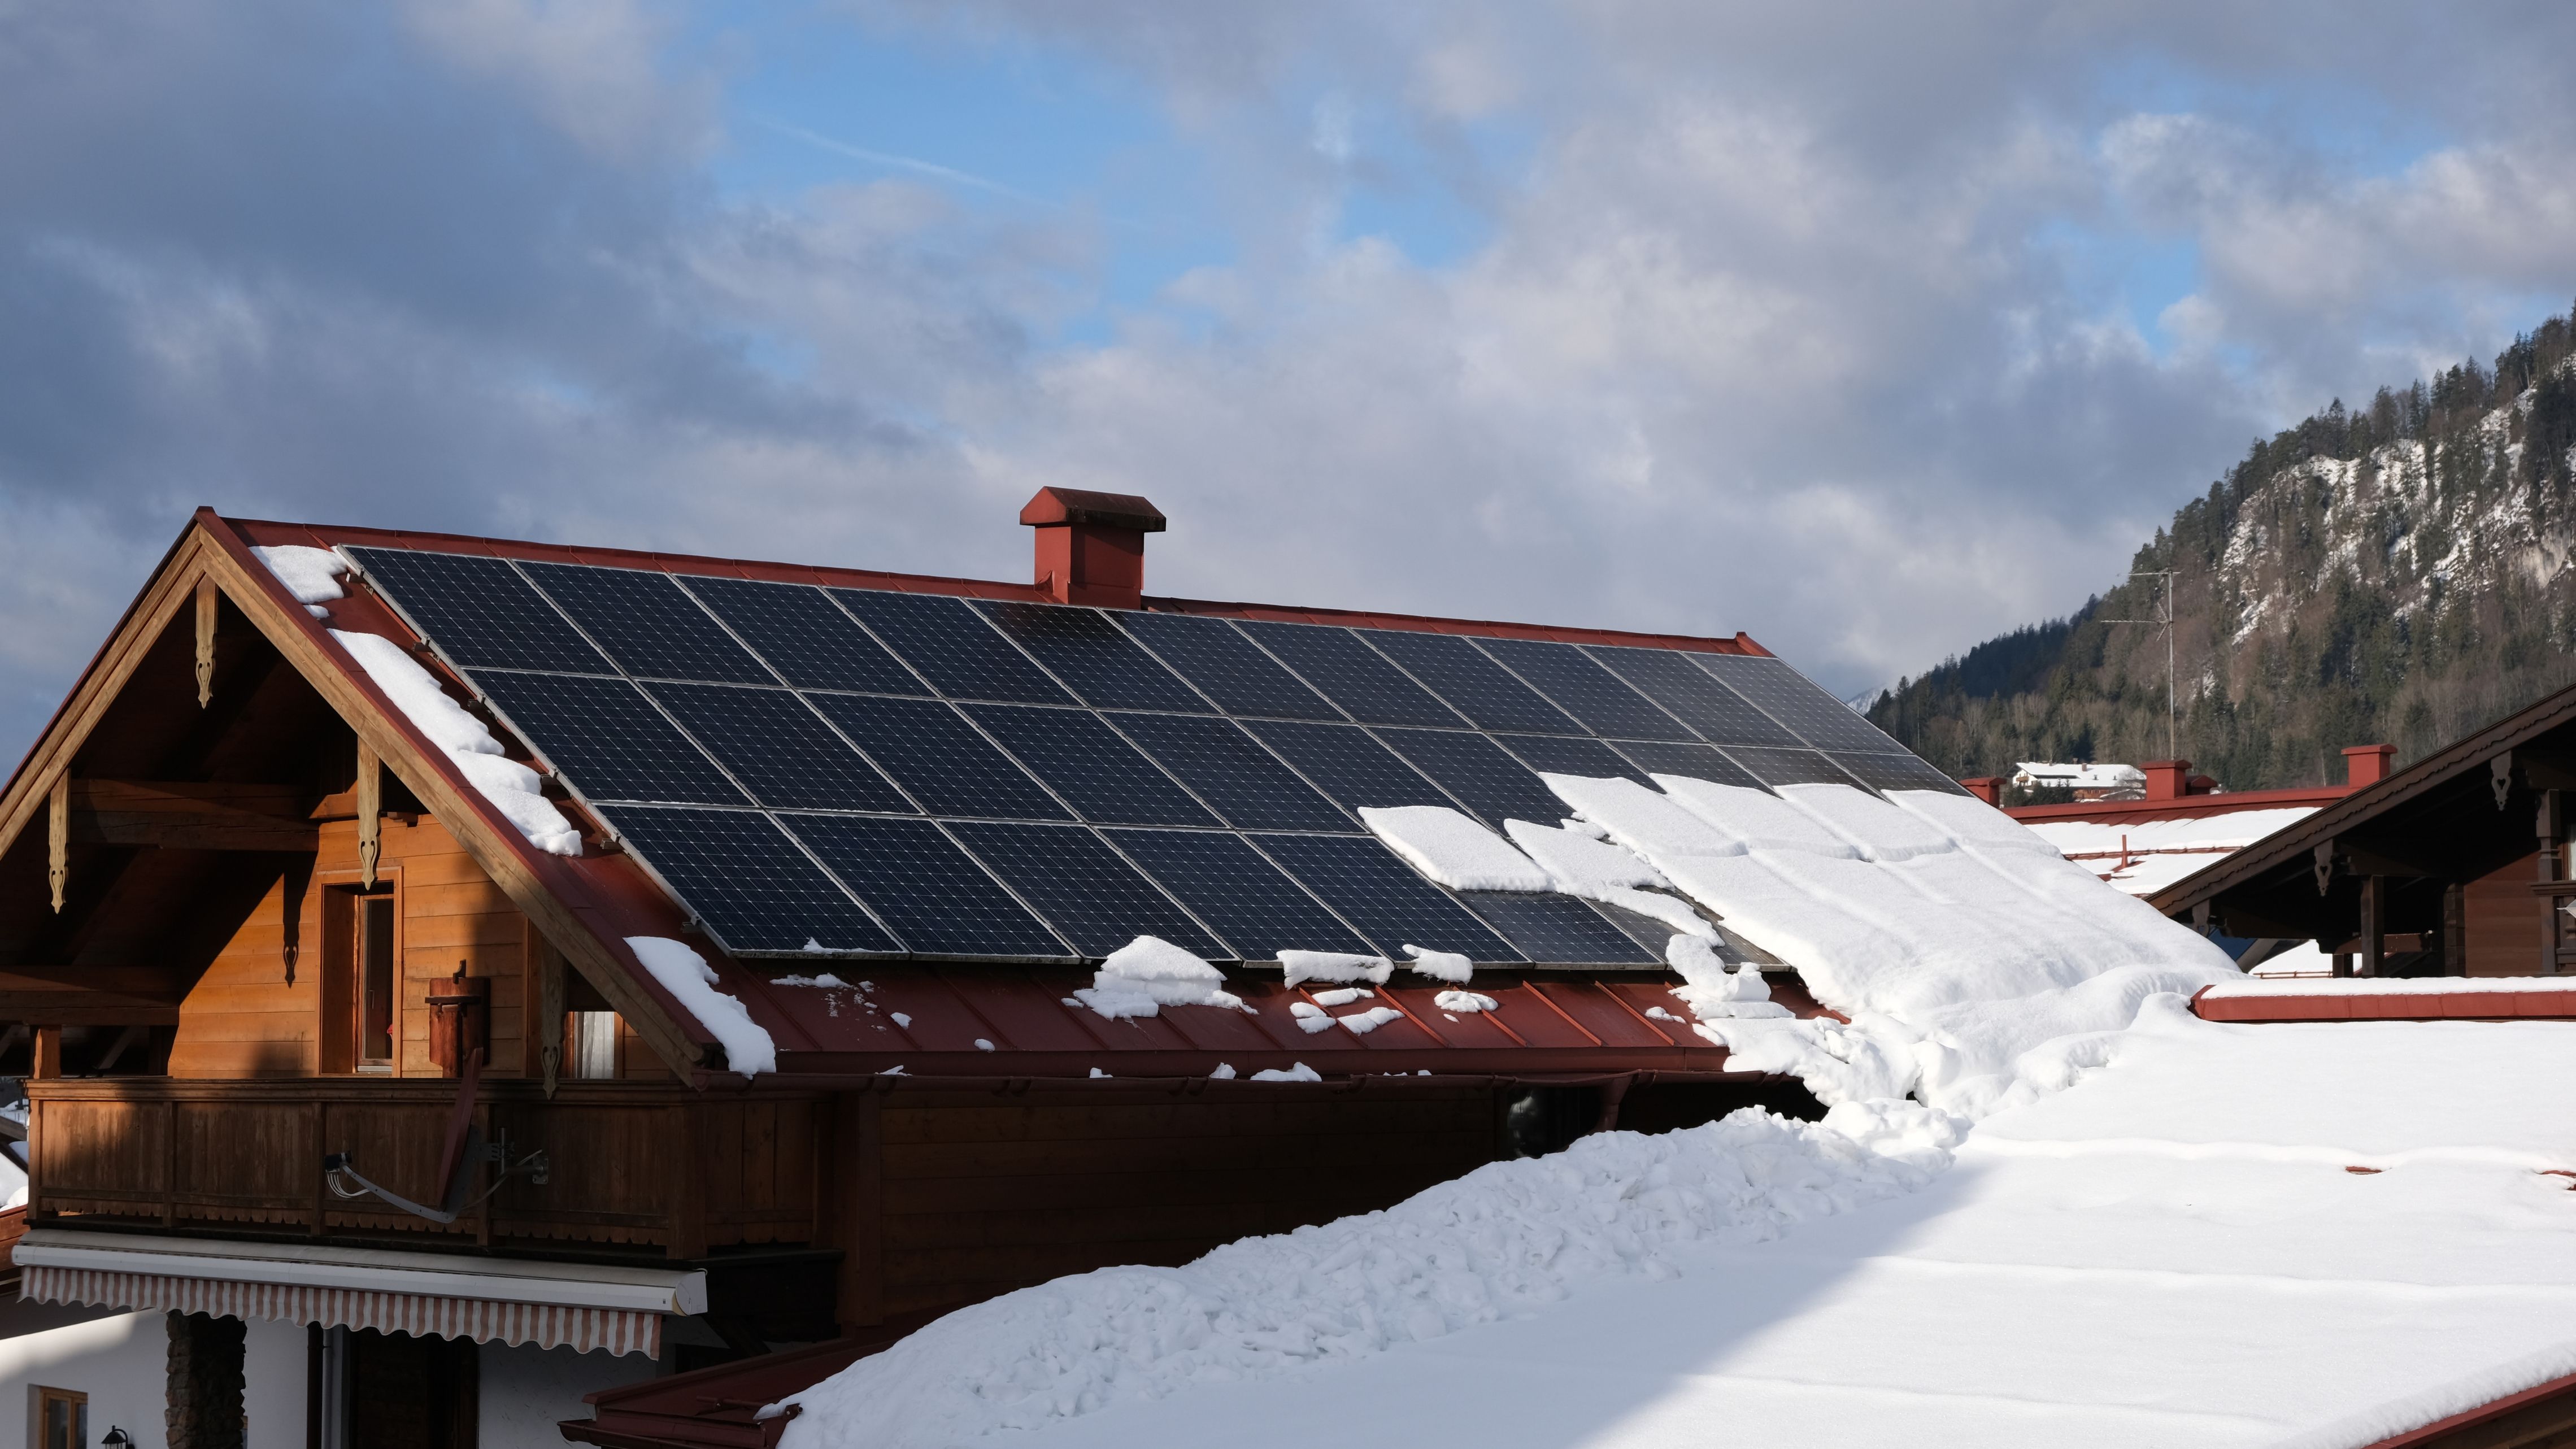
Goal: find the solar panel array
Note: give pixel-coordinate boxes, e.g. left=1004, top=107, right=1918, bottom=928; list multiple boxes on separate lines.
left=344, top=547, right=1959, bottom=964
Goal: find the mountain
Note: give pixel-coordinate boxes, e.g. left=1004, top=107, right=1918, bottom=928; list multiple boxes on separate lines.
left=1867, top=303, right=2576, bottom=793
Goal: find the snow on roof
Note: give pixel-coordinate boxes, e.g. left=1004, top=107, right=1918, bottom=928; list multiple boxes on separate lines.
left=792, top=1001, right=2576, bottom=1449
left=2022, top=806, right=2322, bottom=898
left=2013, top=761, right=2146, bottom=787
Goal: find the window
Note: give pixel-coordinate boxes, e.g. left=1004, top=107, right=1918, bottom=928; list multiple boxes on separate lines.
left=31, top=1386, right=85, bottom=1449
left=569, top=1011, right=620, bottom=1080
left=358, top=895, right=397, bottom=1069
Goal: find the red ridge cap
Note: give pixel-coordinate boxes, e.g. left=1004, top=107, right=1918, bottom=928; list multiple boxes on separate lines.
left=2004, top=784, right=2352, bottom=824
left=227, top=516, right=1763, bottom=653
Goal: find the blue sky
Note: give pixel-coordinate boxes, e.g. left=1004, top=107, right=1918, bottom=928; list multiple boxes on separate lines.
left=3, top=0, right=2575, bottom=760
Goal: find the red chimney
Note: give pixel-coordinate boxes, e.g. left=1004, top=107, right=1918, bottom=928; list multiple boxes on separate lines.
left=2141, top=760, right=2191, bottom=802
left=1959, top=776, right=2003, bottom=806
left=2342, top=743, right=2395, bottom=789
left=1020, top=488, right=1166, bottom=610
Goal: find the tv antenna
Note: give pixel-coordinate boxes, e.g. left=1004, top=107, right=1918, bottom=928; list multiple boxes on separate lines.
left=2106, top=571, right=2179, bottom=761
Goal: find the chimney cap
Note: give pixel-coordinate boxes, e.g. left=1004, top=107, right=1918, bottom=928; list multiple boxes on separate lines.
left=1020, top=488, right=1166, bottom=533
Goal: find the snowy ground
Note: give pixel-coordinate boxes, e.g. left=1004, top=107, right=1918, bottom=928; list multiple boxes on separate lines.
left=789, top=1003, right=2576, bottom=1449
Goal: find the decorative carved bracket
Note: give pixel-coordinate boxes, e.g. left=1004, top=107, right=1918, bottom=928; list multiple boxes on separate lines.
left=194, top=575, right=217, bottom=708
left=356, top=744, right=381, bottom=888
left=46, top=774, right=67, bottom=913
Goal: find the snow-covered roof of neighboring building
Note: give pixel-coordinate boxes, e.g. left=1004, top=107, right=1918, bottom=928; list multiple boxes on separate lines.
left=2023, top=805, right=2323, bottom=897
left=2012, top=761, right=2146, bottom=787
left=774, top=1000, right=2576, bottom=1449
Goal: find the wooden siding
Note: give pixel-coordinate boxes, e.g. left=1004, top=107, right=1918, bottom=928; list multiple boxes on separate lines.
left=167, top=815, right=541, bottom=1079
left=2464, top=850, right=2546, bottom=976
left=855, top=1084, right=1502, bottom=1322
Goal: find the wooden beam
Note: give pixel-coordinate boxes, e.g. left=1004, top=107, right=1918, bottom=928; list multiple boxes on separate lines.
left=356, top=744, right=381, bottom=887
left=2545, top=790, right=2567, bottom=977
left=194, top=575, right=217, bottom=707
left=64, top=780, right=319, bottom=852
left=2359, top=874, right=2386, bottom=978
left=0, top=997, right=179, bottom=1027
left=46, top=773, right=66, bottom=912
left=0, top=965, right=186, bottom=998
left=31, top=1026, right=61, bottom=1080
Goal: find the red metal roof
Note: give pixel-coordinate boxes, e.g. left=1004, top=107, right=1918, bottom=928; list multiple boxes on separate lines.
left=2190, top=984, right=2576, bottom=1023
left=2004, top=782, right=2352, bottom=826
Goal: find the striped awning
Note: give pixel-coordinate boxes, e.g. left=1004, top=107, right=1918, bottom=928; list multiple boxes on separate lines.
left=15, top=1230, right=703, bottom=1357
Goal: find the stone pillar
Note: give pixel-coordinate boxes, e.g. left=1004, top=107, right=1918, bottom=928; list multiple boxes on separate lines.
left=166, top=1311, right=246, bottom=1449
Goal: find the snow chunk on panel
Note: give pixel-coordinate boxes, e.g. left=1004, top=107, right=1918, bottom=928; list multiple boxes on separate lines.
left=252, top=545, right=347, bottom=617
left=1359, top=806, right=1551, bottom=892
left=1883, top=787, right=2061, bottom=856
left=1250, top=1062, right=1320, bottom=1082
left=1652, top=776, right=1865, bottom=858
left=625, top=936, right=774, bottom=1077
left=1401, top=946, right=1473, bottom=984
left=1280, top=951, right=1392, bottom=987
left=1543, top=774, right=1745, bottom=859
left=1503, top=819, right=1711, bottom=938
left=1073, top=937, right=1245, bottom=1019
left=773, top=1104, right=1955, bottom=1445
left=1771, top=782, right=1957, bottom=862
left=330, top=630, right=581, bottom=856
left=1666, top=935, right=1787, bottom=1021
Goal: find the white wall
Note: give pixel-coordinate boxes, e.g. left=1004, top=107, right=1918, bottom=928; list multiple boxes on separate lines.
left=0, top=1301, right=308, bottom=1449
left=478, top=1340, right=662, bottom=1448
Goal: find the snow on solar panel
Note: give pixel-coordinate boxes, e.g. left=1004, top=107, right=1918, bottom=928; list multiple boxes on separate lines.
left=1249, top=833, right=1522, bottom=963
left=1234, top=622, right=1464, bottom=727
left=1452, top=891, right=1660, bottom=966
left=519, top=562, right=773, bottom=685
left=345, top=549, right=612, bottom=674
left=680, top=576, right=929, bottom=696
left=976, top=602, right=1212, bottom=713
left=1115, top=613, right=1342, bottom=720
left=797, top=694, right=1068, bottom=821
left=1608, top=739, right=1766, bottom=790
left=1239, top=720, right=1458, bottom=815
left=1475, top=638, right=1695, bottom=741
left=1108, top=829, right=1378, bottom=960
left=945, top=821, right=1228, bottom=959
left=964, top=704, right=1221, bottom=827
left=1109, top=712, right=1353, bottom=831
left=1581, top=645, right=1802, bottom=747
left=1692, top=654, right=1905, bottom=753
left=1376, top=728, right=1568, bottom=829
left=830, top=589, right=1076, bottom=705
left=473, top=671, right=749, bottom=806
left=1361, top=630, right=1585, bottom=736
left=783, top=814, right=1074, bottom=959
left=598, top=805, right=900, bottom=954
left=645, top=682, right=913, bottom=813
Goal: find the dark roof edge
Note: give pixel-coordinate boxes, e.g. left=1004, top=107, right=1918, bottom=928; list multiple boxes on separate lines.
left=225, top=515, right=1768, bottom=657
left=2149, top=678, right=2576, bottom=916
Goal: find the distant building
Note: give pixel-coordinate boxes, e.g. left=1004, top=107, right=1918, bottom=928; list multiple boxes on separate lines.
left=2008, top=761, right=2147, bottom=800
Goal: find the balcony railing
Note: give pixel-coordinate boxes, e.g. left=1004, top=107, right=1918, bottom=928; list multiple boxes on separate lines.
left=25, top=1078, right=823, bottom=1258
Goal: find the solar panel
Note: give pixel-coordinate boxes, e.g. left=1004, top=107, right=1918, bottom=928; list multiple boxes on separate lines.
left=964, top=704, right=1220, bottom=826
left=800, top=694, right=1071, bottom=820
left=830, top=589, right=1075, bottom=705
left=1376, top=728, right=1567, bottom=828
left=473, top=671, right=747, bottom=805
left=1360, top=630, right=1584, bottom=735
left=1115, top=613, right=1342, bottom=720
left=1607, top=739, right=1766, bottom=790
left=680, top=576, right=928, bottom=696
left=1249, top=833, right=1522, bottom=962
left=1454, top=893, right=1660, bottom=966
left=783, top=814, right=1073, bottom=959
left=1234, top=621, right=1463, bottom=727
left=1495, top=733, right=1650, bottom=786
left=1109, top=829, right=1378, bottom=960
left=975, top=602, right=1211, bottom=713
left=346, top=549, right=611, bottom=674
left=1474, top=638, right=1694, bottom=741
left=1827, top=751, right=1969, bottom=795
left=597, top=806, right=899, bottom=955
left=1692, top=654, right=1904, bottom=752
left=518, top=562, right=773, bottom=685
left=1724, top=745, right=1864, bottom=789
left=1594, top=898, right=1694, bottom=953
left=946, top=821, right=1226, bottom=959
left=1582, top=645, right=1802, bottom=747
left=645, top=683, right=913, bottom=813
left=1238, top=720, right=1457, bottom=813
left=1108, top=713, right=1351, bottom=831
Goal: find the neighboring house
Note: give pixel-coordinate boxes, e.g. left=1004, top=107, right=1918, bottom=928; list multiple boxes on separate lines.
left=2007, top=761, right=2147, bottom=799
left=0, top=494, right=1948, bottom=1444
left=2154, top=675, right=2576, bottom=980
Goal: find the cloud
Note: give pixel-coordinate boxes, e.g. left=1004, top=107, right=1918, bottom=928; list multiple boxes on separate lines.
left=5, top=0, right=2576, bottom=765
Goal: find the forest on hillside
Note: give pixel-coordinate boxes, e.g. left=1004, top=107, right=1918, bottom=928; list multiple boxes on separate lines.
left=1867, top=304, right=2576, bottom=795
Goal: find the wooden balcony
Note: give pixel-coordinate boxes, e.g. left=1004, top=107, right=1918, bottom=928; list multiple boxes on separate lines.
left=25, top=1078, right=825, bottom=1259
